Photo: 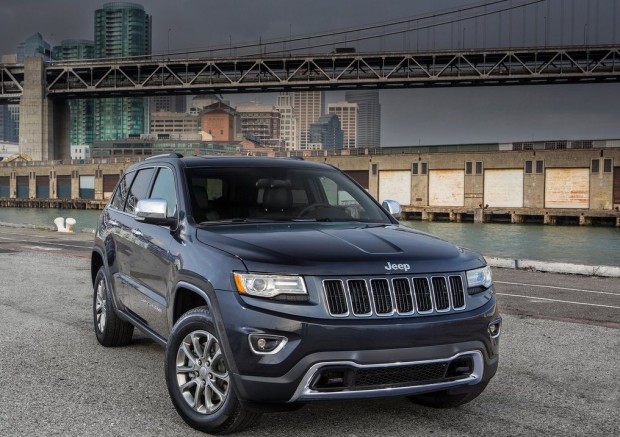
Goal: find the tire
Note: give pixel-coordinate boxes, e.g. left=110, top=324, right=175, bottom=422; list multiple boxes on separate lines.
left=407, top=382, right=488, bottom=408
left=165, top=307, right=261, bottom=434
left=93, top=267, right=134, bottom=347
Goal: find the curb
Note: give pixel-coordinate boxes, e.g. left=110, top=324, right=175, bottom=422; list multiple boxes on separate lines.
left=0, top=221, right=56, bottom=232
left=486, top=256, right=620, bottom=278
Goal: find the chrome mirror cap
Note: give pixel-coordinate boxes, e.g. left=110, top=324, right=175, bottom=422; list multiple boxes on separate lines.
left=135, top=198, right=168, bottom=221
left=382, top=199, right=402, bottom=220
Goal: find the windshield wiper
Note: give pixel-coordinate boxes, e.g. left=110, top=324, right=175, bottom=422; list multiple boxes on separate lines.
left=199, top=218, right=277, bottom=225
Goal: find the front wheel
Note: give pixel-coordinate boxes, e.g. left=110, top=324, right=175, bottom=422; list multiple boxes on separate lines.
left=407, top=381, right=489, bottom=408
left=164, top=307, right=261, bottom=434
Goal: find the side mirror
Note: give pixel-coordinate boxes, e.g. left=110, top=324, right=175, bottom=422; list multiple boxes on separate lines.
left=382, top=199, right=402, bottom=220
left=135, top=198, right=177, bottom=227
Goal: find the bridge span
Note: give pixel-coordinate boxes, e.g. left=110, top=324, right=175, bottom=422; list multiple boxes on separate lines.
left=0, top=45, right=619, bottom=160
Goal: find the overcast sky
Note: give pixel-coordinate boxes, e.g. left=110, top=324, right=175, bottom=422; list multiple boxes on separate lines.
left=1, top=0, right=619, bottom=146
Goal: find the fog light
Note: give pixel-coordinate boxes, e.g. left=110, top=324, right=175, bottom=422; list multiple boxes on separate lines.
left=488, top=319, right=502, bottom=338
left=248, top=334, right=287, bottom=355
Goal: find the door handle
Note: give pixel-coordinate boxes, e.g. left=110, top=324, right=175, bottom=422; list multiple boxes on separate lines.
left=131, top=228, right=143, bottom=237
left=108, top=219, right=119, bottom=227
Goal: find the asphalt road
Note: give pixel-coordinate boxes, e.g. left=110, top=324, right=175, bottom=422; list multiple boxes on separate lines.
left=0, top=229, right=619, bottom=436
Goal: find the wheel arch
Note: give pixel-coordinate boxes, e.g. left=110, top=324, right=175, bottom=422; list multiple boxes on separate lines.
left=171, top=280, right=239, bottom=376
left=91, top=247, right=105, bottom=286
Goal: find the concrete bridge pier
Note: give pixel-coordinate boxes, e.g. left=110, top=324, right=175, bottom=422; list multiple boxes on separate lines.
left=19, top=57, right=70, bottom=161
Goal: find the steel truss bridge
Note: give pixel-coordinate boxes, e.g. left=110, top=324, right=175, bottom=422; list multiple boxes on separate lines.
left=1, top=45, right=620, bottom=100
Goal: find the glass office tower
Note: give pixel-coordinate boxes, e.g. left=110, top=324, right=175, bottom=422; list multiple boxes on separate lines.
left=53, top=40, right=95, bottom=146
left=94, top=3, right=152, bottom=141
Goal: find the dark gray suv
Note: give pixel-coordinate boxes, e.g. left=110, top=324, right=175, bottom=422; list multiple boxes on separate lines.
left=91, top=154, right=501, bottom=434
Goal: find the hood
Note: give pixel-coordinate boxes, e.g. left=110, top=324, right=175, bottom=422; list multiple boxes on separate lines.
left=196, top=223, right=485, bottom=276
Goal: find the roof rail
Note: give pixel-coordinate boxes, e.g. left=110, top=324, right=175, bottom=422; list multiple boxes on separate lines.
left=144, top=152, right=183, bottom=160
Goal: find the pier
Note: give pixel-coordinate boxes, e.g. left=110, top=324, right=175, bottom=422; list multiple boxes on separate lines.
left=402, top=206, right=620, bottom=227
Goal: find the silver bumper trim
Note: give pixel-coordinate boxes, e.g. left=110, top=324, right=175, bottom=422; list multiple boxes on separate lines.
left=288, top=350, right=484, bottom=402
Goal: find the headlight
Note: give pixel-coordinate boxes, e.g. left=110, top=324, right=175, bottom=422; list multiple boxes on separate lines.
left=466, top=266, right=493, bottom=289
left=233, top=273, right=307, bottom=298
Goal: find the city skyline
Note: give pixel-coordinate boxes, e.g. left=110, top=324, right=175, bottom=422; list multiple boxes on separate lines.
left=1, top=0, right=619, bottom=146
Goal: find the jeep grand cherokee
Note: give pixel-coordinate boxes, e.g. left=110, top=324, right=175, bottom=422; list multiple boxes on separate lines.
left=91, top=154, right=501, bottom=434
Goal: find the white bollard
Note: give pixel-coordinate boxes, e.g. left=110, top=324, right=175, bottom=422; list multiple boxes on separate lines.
left=54, top=217, right=66, bottom=232
left=65, top=218, right=76, bottom=233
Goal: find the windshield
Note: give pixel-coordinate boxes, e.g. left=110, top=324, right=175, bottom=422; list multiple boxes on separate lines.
left=185, top=166, right=392, bottom=225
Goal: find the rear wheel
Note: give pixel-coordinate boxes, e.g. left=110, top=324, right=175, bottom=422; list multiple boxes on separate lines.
left=407, top=382, right=488, bottom=408
left=93, top=267, right=134, bottom=347
left=165, top=307, right=261, bottom=434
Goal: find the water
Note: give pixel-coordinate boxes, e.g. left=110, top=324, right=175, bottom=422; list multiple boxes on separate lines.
left=402, top=221, right=620, bottom=267
left=0, top=207, right=102, bottom=232
left=0, top=207, right=618, bottom=266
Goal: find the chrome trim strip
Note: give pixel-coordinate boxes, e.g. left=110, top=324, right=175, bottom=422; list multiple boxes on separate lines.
left=370, top=278, right=396, bottom=317
left=412, top=277, right=434, bottom=315
left=247, top=334, right=289, bottom=355
left=449, top=275, right=467, bottom=310
left=431, top=276, right=451, bottom=313
left=391, top=277, right=415, bottom=316
left=346, top=279, right=372, bottom=317
left=288, top=351, right=484, bottom=402
left=322, top=279, right=349, bottom=317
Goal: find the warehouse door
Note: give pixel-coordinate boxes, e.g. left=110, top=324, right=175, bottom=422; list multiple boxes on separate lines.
left=16, top=176, right=29, bottom=199
left=428, top=170, right=464, bottom=207
left=57, top=175, right=71, bottom=199
left=36, top=176, right=50, bottom=199
left=103, top=174, right=120, bottom=200
left=345, top=170, right=369, bottom=189
left=379, top=170, right=411, bottom=205
left=544, top=168, right=589, bottom=209
left=0, top=176, right=9, bottom=197
left=484, top=169, right=524, bottom=207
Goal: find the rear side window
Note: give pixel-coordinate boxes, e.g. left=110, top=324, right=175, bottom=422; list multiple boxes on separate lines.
left=125, top=168, right=155, bottom=214
left=110, top=171, right=136, bottom=211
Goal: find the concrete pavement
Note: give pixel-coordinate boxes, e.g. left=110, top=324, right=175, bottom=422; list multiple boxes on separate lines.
left=0, top=242, right=618, bottom=436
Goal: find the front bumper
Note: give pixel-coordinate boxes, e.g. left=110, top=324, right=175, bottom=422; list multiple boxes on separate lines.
left=215, top=290, right=500, bottom=404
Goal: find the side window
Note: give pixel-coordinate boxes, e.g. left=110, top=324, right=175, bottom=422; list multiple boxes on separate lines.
left=110, top=171, right=136, bottom=211
left=149, top=167, right=177, bottom=217
left=125, top=168, right=155, bottom=214
left=319, top=176, right=354, bottom=206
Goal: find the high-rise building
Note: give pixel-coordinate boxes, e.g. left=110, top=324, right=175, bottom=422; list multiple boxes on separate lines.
left=0, top=105, right=10, bottom=142
left=16, top=33, right=52, bottom=63
left=276, top=93, right=297, bottom=150
left=94, top=2, right=152, bottom=142
left=151, top=96, right=187, bottom=113
left=292, top=91, right=324, bottom=150
left=345, top=90, right=381, bottom=148
left=308, top=114, right=344, bottom=150
left=236, top=102, right=281, bottom=147
left=328, top=102, right=358, bottom=149
left=53, top=40, right=95, bottom=146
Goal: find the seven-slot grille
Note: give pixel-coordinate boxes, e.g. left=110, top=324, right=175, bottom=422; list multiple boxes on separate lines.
left=323, top=275, right=466, bottom=317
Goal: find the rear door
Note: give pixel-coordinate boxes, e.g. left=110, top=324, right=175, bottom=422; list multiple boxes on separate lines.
left=108, top=168, right=155, bottom=313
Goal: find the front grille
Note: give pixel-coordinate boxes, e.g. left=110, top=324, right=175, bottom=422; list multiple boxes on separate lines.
left=348, top=280, right=371, bottom=315
left=324, top=280, right=348, bottom=316
left=323, top=275, right=466, bottom=318
left=354, top=362, right=449, bottom=388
